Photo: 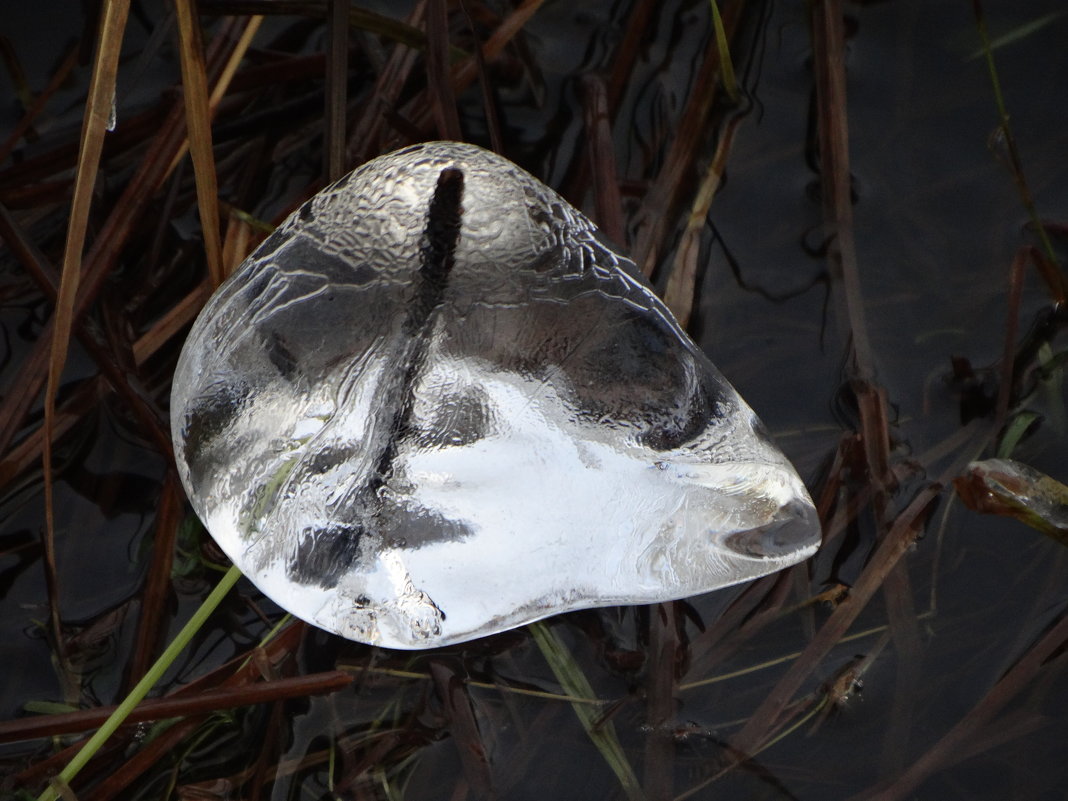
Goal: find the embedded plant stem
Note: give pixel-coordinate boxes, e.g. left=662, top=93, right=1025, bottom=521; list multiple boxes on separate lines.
left=37, top=565, right=243, bottom=801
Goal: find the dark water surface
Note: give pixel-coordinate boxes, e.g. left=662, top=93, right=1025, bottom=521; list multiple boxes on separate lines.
left=1, top=1, right=1067, bottom=799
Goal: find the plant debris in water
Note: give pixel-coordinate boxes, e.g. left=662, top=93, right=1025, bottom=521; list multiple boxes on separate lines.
left=1, top=1, right=1067, bottom=800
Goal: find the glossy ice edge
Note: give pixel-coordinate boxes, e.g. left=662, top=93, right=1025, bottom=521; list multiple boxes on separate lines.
left=171, top=141, right=822, bottom=649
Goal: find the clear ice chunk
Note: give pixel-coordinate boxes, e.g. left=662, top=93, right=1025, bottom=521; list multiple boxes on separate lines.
left=171, top=142, right=821, bottom=649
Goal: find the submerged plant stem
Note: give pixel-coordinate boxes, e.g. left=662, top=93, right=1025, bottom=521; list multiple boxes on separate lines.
left=709, top=0, right=738, bottom=102
left=972, top=0, right=1061, bottom=272
left=530, top=622, right=645, bottom=801
left=37, top=565, right=243, bottom=801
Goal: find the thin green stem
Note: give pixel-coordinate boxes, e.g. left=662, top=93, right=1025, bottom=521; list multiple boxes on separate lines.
left=38, top=565, right=243, bottom=801
left=973, top=1, right=1060, bottom=270
left=530, top=622, right=645, bottom=801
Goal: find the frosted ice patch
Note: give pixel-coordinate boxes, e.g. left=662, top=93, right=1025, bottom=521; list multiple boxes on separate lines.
left=171, top=141, right=821, bottom=649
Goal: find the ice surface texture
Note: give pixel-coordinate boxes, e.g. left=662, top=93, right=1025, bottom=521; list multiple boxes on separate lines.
left=171, top=142, right=821, bottom=649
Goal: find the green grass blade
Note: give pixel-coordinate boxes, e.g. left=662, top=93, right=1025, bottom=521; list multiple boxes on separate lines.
left=972, top=2, right=1061, bottom=271
left=37, top=565, right=243, bottom=801
left=710, top=0, right=738, bottom=102
left=529, top=622, right=645, bottom=801
left=967, top=11, right=1064, bottom=60
left=997, top=410, right=1040, bottom=458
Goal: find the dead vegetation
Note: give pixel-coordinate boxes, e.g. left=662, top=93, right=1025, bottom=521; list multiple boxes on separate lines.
left=1, top=1, right=1066, bottom=799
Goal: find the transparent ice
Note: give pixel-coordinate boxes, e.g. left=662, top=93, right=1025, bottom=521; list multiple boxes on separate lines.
left=171, top=142, right=821, bottom=649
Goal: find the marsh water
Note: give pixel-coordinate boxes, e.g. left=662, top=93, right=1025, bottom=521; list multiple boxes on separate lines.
left=1, top=1, right=1067, bottom=799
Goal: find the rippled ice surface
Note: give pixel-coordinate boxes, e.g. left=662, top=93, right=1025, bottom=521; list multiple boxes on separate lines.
left=171, top=142, right=820, bottom=649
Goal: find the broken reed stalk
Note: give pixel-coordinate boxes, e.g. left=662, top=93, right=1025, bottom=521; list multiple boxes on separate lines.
left=345, top=1, right=425, bottom=163
left=810, top=0, right=893, bottom=518
left=643, top=603, right=678, bottom=801
left=581, top=74, right=625, bottom=247
left=426, top=0, right=462, bottom=141
left=458, top=0, right=505, bottom=155
left=558, top=0, right=656, bottom=208
left=630, top=0, right=744, bottom=277
left=429, top=661, right=494, bottom=797
left=404, top=0, right=546, bottom=135
left=165, top=14, right=266, bottom=176
left=174, top=0, right=225, bottom=288
left=662, top=111, right=744, bottom=328
left=324, top=0, right=349, bottom=181
left=2, top=668, right=350, bottom=744
left=43, top=0, right=133, bottom=696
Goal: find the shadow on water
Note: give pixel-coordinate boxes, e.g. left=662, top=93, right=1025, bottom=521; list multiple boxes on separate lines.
left=1, top=1, right=1067, bottom=799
